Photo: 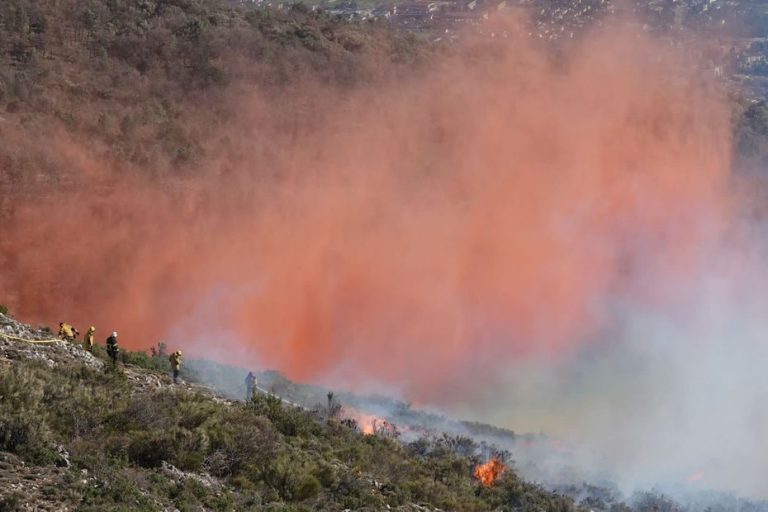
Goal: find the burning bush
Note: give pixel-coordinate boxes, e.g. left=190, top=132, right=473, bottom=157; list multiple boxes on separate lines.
left=474, top=458, right=507, bottom=487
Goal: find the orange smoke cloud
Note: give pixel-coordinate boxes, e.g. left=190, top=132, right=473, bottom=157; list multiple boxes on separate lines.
left=0, top=19, right=732, bottom=405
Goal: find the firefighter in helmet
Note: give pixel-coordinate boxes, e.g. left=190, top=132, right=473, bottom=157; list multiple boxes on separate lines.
left=83, top=326, right=95, bottom=352
left=106, top=331, right=119, bottom=365
left=58, top=322, right=79, bottom=342
left=169, top=350, right=182, bottom=384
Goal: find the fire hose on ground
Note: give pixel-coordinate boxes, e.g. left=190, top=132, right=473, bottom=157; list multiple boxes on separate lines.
left=0, top=332, right=63, bottom=344
left=2, top=332, right=307, bottom=409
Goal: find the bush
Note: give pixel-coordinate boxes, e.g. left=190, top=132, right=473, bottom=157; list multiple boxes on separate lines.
left=262, top=456, right=325, bottom=503
left=293, top=474, right=321, bottom=501
left=0, top=319, right=625, bottom=510
left=0, top=492, right=25, bottom=512
left=0, top=365, right=56, bottom=463
left=249, top=392, right=314, bottom=437
left=127, top=430, right=177, bottom=468
left=122, top=346, right=172, bottom=371
left=205, top=410, right=279, bottom=477
left=0, top=413, right=57, bottom=464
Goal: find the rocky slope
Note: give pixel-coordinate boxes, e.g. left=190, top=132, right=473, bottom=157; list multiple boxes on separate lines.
left=0, top=312, right=583, bottom=511
left=4, top=312, right=767, bottom=511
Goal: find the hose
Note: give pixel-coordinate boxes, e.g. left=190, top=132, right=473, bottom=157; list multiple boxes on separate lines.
left=0, top=332, right=63, bottom=344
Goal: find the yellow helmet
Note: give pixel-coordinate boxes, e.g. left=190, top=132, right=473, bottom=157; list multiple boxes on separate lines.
left=89, top=326, right=95, bottom=331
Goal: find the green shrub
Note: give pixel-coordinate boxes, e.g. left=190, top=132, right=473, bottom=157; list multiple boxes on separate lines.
left=0, top=304, right=8, bottom=315
left=293, top=474, right=321, bottom=501
left=205, top=409, right=279, bottom=477
left=0, top=492, right=25, bottom=512
left=312, top=461, right=338, bottom=488
left=0, top=365, right=57, bottom=463
left=127, top=431, right=176, bottom=468
left=77, top=467, right=158, bottom=511
left=0, top=413, right=57, bottom=464
left=249, top=392, right=324, bottom=438
left=262, top=456, right=324, bottom=503
left=122, top=349, right=170, bottom=371
left=126, top=421, right=207, bottom=470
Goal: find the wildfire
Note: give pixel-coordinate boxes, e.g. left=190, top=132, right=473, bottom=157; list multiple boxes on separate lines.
left=474, top=458, right=507, bottom=487
left=359, top=414, right=377, bottom=435
left=343, top=408, right=392, bottom=436
left=345, top=411, right=381, bottom=435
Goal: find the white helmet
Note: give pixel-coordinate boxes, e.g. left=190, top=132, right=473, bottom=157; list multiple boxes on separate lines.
left=112, top=331, right=118, bottom=337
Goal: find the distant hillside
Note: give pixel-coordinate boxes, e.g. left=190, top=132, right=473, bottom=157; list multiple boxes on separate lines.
left=1, top=0, right=767, bottom=197
left=1, top=0, right=767, bottom=195
left=186, top=357, right=526, bottom=444
left=274, top=0, right=768, bottom=99
left=0, top=0, right=428, bottom=192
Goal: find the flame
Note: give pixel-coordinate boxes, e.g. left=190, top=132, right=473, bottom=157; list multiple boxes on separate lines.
left=687, top=472, right=704, bottom=482
left=353, top=415, right=398, bottom=436
left=474, top=458, right=507, bottom=487
left=344, top=408, right=384, bottom=435
left=361, top=416, right=377, bottom=435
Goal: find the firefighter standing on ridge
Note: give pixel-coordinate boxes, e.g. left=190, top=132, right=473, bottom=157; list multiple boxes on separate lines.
left=58, top=322, right=79, bottom=342
left=169, top=350, right=182, bottom=384
left=83, top=326, right=95, bottom=352
left=106, top=331, right=119, bottom=365
left=245, top=371, right=257, bottom=399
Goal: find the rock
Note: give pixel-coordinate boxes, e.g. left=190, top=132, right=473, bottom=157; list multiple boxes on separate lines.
left=0, top=313, right=104, bottom=371
left=160, top=461, right=221, bottom=490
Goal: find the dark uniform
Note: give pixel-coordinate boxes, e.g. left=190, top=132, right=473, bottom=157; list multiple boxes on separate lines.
left=106, top=332, right=119, bottom=364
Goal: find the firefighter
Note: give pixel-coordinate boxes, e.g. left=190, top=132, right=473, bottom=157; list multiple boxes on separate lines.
left=58, top=322, right=79, bottom=342
left=169, top=350, right=182, bottom=384
left=106, top=331, right=119, bottom=364
left=83, top=326, right=95, bottom=352
left=245, top=371, right=257, bottom=399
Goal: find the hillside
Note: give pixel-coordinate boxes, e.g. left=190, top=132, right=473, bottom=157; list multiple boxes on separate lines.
left=1, top=0, right=767, bottom=197
left=4, top=1, right=768, bottom=510
left=0, top=0, right=428, bottom=194
left=0, top=312, right=596, bottom=511
left=5, top=313, right=768, bottom=511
